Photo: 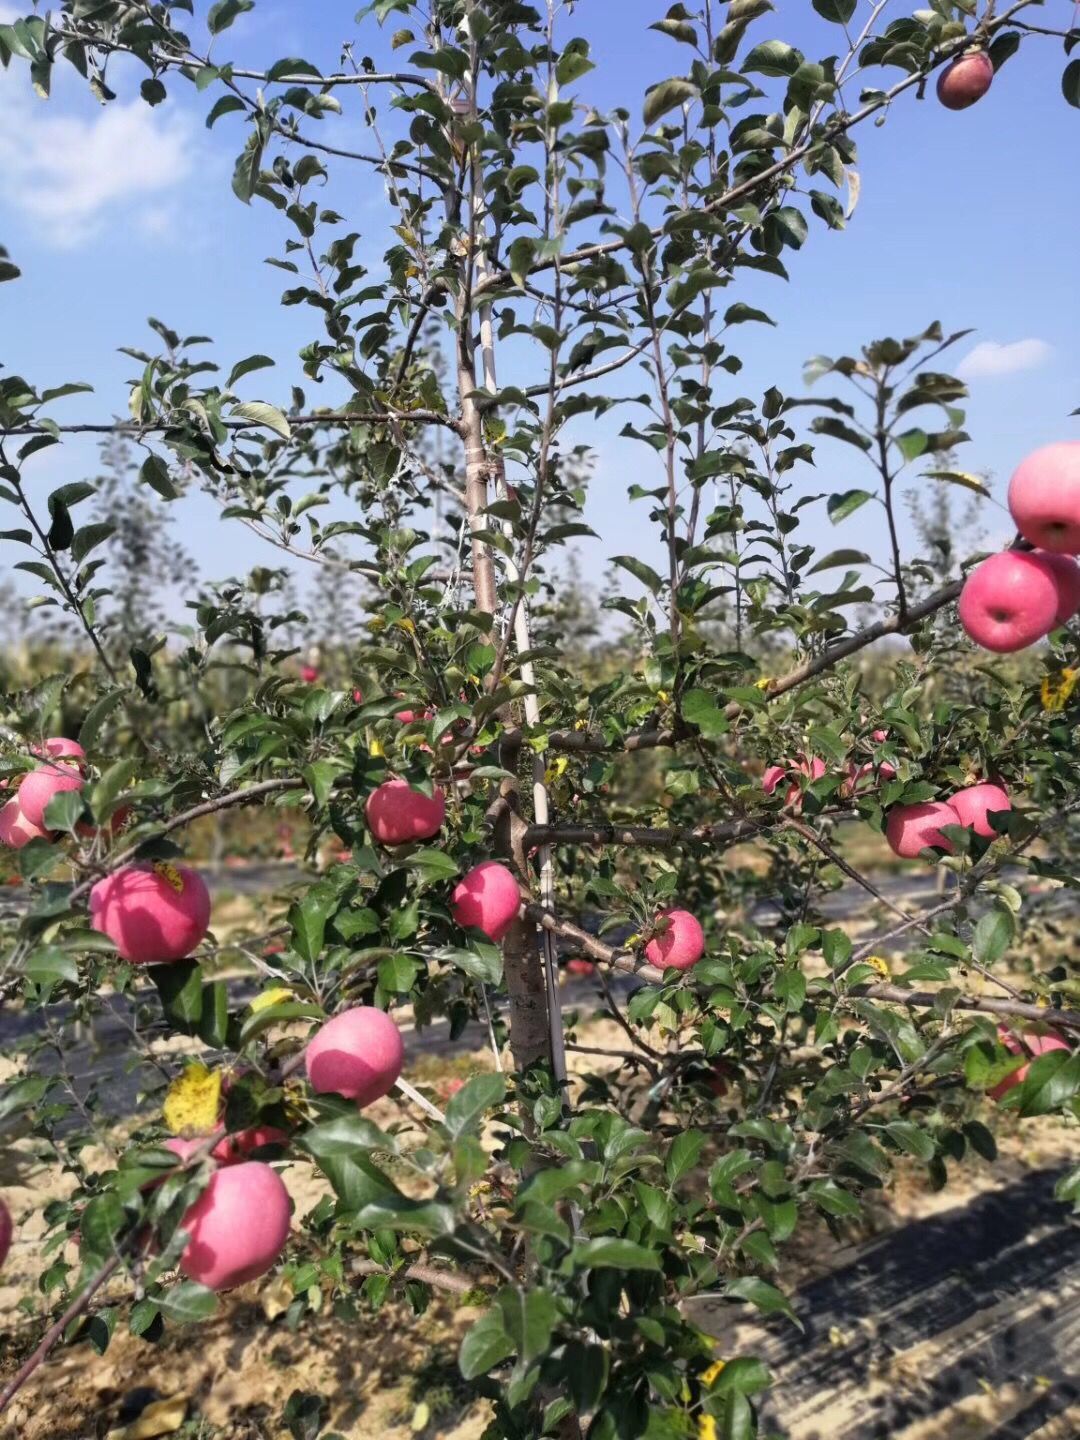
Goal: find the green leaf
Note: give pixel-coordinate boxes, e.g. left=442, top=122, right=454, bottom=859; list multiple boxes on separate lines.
left=643, top=77, right=698, bottom=126
left=24, top=947, right=78, bottom=988
left=681, top=688, right=729, bottom=740
left=140, top=454, right=178, bottom=500
left=812, top=0, right=857, bottom=21
left=808, top=548, right=870, bottom=575
left=726, top=1276, right=801, bottom=1328
left=72, top=522, right=116, bottom=565
left=227, top=354, right=275, bottom=388
left=973, top=908, right=1013, bottom=966
left=157, top=1281, right=218, bottom=1324
left=827, top=489, right=873, bottom=524
left=611, top=555, right=663, bottom=595
left=434, top=945, right=503, bottom=986
left=43, top=789, right=85, bottom=832
left=1017, top=1051, right=1080, bottom=1118
left=922, top=470, right=990, bottom=497
left=443, top=1074, right=506, bottom=1139
left=208, top=0, right=254, bottom=34
left=80, top=1191, right=125, bottom=1258
left=459, top=1307, right=514, bottom=1380
left=1062, top=59, right=1080, bottom=109
left=496, top=1287, right=557, bottom=1363
left=300, top=1113, right=390, bottom=1160
left=885, top=1121, right=935, bottom=1161
left=288, top=881, right=340, bottom=964
left=743, top=41, right=801, bottom=77
left=666, top=1129, right=706, bottom=1184
left=571, top=1238, right=661, bottom=1272
left=148, top=960, right=203, bottom=1028
left=230, top=401, right=291, bottom=439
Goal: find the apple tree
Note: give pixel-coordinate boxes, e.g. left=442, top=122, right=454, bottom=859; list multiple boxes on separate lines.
left=1, top=3, right=1079, bottom=1438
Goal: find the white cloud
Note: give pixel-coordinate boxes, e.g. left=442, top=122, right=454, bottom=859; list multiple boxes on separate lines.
left=0, top=72, right=194, bottom=247
left=958, top=338, right=1053, bottom=380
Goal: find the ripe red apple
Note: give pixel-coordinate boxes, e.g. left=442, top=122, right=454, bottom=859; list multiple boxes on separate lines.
left=352, top=687, right=364, bottom=704
left=644, top=909, right=705, bottom=971
left=211, top=1124, right=289, bottom=1165
left=565, top=958, right=596, bottom=978
left=177, top=1160, right=290, bottom=1291
left=300, top=665, right=319, bottom=684
left=988, top=1026, right=1070, bottom=1102
left=1008, top=443, right=1080, bottom=554
left=936, top=49, right=993, bottom=110
left=762, top=755, right=825, bottom=810
left=305, top=1005, right=405, bottom=1107
left=885, top=802, right=957, bottom=859
left=948, top=782, right=1011, bottom=839
left=1036, top=550, right=1080, bottom=624
left=17, top=759, right=85, bottom=829
left=0, top=796, right=50, bottom=849
left=0, top=1197, right=11, bottom=1270
left=450, top=861, right=522, bottom=941
left=365, top=777, right=446, bottom=846
left=958, top=551, right=1060, bottom=652
left=89, top=863, right=211, bottom=964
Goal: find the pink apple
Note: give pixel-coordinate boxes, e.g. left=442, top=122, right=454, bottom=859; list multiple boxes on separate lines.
left=17, top=760, right=85, bottom=829
left=565, top=958, right=596, bottom=978
left=305, top=1005, right=404, bottom=1107
left=451, top=861, right=522, bottom=941
left=352, top=688, right=364, bottom=704
left=211, top=1124, right=289, bottom=1165
left=33, top=737, right=85, bottom=763
left=0, top=796, right=50, bottom=849
left=1036, top=551, right=1080, bottom=625
left=1008, top=442, right=1080, bottom=554
left=0, top=1197, right=11, bottom=1270
left=958, top=551, right=1060, bottom=652
left=948, top=782, right=1011, bottom=839
left=365, top=777, right=446, bottom=846
left=644, top=909, right=705, bottom=971
left=936, top=50, right=993, bottom=110
left=989, top=1026, right=1070, bottom=1103
left=177, top=1160, right=290, bottom=1291
left=300, top=665, right=319, bottom=684
left=885, top=802, right=958, bottom=859
left=89, top=863, right=211, bottom=964
left=762, top=755, right=825, bottom=810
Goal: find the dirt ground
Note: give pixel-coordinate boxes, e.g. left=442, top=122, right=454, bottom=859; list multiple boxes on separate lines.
left=0, top=978, right=1075, bottom=1439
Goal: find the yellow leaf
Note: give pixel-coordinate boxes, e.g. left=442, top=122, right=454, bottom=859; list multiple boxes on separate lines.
left=755, top=676, right=772, bottom=690
left=250, top=986, right=293, bottom=1014
left=396, top=617, right=416, bottom=635
left=1041, top=667, right=1078, bottom=712
left=261, top=1272, right=293, bottom=1322
left=701, top=1360, right=726, bottom=1387
left=163, top=1063, right=221, bottom=1137
left=369, top=737, right=385, bottom=758
left=151, top=861, right=185, bottom=895
left=864, top=954, right=890, bottom=978
left=117, top=1395, right=188, bottom=1439
left=698, top=1418, right=718, bottom=1440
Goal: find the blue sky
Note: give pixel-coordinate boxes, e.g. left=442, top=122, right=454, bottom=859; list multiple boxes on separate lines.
left=2, top=0, right=1078, bottom=618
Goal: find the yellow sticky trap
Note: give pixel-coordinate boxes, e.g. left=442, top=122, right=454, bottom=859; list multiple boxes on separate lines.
left=152, top=861, right=185, bottom=894
left=250, top=986, right=293, bottom=1014
left=1041, top=668, right=1078, bottom=712
left=163, top=1062, right=222, bottom=1137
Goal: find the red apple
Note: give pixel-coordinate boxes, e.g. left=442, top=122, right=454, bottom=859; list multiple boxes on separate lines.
left=177, top=1160, right=290, bottom=1291
left=300, top=665, right=319, bottom=684
left=89, top=863, right=211, bottom=964
left=644, top=909, right=705, bottom=971
left=17, top=760, right=84, bottom=829
left=988, top=1026, right=1070, bottom=1103
left=0, top=1198, right=11, bottom=1269
left=1036, top=551, right=1080, bottom=625
left=565, top=958, right=596, bottom=978
left=451, top=861, right=522, bottom=941
left=365, top=777, right=446, bottom=846
left=305, top=1005, right=404, bottom=1107
left=0, top=796, right=50, bottom=849
left=762, top=755, right=825, bottom=810
left=1008, top=443, right=1080, bottom=554
left=947, top=782, right=1011, bottom=839
left=885, top=802, right=957, bottom=859
left=936, top=50, right=993, bottom=110
left=958, top=551, right=1060, bottom=652
left=211, top=1124, right=289, bottom=1165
